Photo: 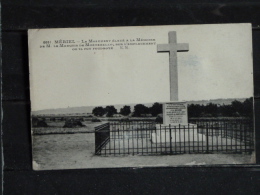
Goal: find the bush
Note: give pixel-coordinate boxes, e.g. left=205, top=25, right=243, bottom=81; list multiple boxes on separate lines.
left=155, top=114, right=163, bottom=124
left=32, top=118, right=48, bottom=127
left=32, top=117, right=39, bottom=127
left=63, top=119, right=86, bottom=128
left=91, top=118, right=101, bottom=122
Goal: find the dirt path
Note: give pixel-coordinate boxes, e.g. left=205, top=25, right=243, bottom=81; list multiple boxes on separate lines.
left=32, top=133, right=254, bottom=170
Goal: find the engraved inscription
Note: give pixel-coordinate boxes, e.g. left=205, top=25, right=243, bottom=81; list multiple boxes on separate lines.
left=163, top=102, right=188, bottom=125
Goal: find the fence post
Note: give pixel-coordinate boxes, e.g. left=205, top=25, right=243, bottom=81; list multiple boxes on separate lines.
left=169, top=124, right=172, bottom=154
left=206, top=123, right=209, bottom=153
left=94, top=127, right=98, bottom=155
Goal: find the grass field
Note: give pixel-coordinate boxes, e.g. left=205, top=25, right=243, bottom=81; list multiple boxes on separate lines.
left=32, top=120, right=255, bottom=170
left=32, top=121, right=105, bottom=135
left=32, top=132, right=254, bottom=170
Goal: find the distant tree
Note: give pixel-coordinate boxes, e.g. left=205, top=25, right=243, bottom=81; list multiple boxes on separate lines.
left=242, top=97, right=253, bottom=117
left=133, top=104, right=149, bottom=117
left=219, top=104, right=233, bottom=117
left=149, top=102, right=162, bottom=116
left=92, top=107, right=106, bottom=116
left=105, top=106, right=117, bottom=117
left=231, top=100, right=244, bottom=116
left=188, top=104, right=204, bottom=117
left=120, top=106, right=131, bottom=116
left=187, top=98, right=254, bottom=118
left=204, top=103, right=218, bottom=117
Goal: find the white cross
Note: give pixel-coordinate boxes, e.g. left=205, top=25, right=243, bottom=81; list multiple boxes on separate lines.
left=157, top=31, right=189, bottom=101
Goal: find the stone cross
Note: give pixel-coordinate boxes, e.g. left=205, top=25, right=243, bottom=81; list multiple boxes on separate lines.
left=157, top=31, right=189, bottom=101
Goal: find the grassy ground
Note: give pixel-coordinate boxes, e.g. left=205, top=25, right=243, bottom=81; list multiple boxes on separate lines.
left=32, top=121, right=105, bottom=134
left=32, top=132, right=255, bottom=170
left=32, top=120, right=255, bottom=170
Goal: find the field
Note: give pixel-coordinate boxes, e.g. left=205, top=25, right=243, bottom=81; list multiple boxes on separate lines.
left=33, top=132, right=254, bottom=170
left=32, top=121, right=105, bottom=135
left=32, top=119, right=255, bottom=170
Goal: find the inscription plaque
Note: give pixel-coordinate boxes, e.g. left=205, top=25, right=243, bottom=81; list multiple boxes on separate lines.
left=163, top=101, right=188, bottom=125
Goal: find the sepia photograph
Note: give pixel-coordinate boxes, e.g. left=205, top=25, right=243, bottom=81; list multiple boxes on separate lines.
left=29, top=23, right=255, bottom=170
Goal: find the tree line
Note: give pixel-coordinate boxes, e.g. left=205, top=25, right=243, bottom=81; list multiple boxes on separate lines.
left=92, top=103, right=162, bottom=117
left=92, top=98, right=253, bottom=118
left=188, top=98, right=253, bottom=118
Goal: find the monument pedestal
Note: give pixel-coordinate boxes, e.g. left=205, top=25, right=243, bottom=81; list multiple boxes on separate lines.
left=151, top=124, right=206, bottom=143
left=151, top=101, right=206, bottom=143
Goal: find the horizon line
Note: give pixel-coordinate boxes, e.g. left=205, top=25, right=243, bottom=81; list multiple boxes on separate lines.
left=31, top=97, right=252, bottom=112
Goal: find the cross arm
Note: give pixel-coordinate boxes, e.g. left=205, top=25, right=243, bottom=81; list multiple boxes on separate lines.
left=157, top=44, right=170, bottom=52
left=177, top=43, right=189, bottom=51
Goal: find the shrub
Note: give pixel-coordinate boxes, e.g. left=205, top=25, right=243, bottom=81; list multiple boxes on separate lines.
left=63, top=119, right=86, bottom=128
left=155, top=114, right=163, bottom=124
left=32, top=118, right=48, bottom=127
left=91, top=118, right=101, bottom=122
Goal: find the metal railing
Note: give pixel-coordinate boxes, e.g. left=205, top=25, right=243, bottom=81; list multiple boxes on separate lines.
left=94, top=123, right=110, bottom=155
left=95, top=119, right=254, bottom=156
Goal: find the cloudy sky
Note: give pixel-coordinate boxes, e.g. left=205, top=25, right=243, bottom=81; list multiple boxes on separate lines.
left=29, top=24, right=253, bottom=111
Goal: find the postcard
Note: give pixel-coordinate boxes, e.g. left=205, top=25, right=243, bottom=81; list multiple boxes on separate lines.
left=29, top=24, right=255, bottom=170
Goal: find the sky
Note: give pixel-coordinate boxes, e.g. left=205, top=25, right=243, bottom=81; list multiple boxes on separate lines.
left=29, top=24, right=253, bottom=111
